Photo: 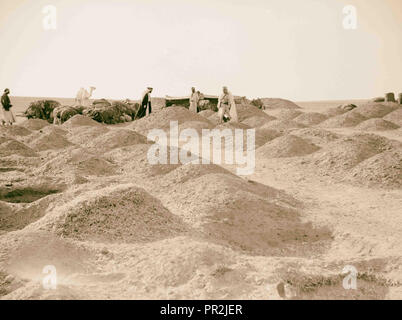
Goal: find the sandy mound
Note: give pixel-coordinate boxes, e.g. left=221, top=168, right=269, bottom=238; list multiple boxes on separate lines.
left=353, top=102, right=398, bottom=119
left=290, top=128, right=341, bottom=147
left=259, top=98, right=301, bottom=109
left=160, top=163, right=233, bottom=186
left=160, top=173, right=330, bottom=256
left=0, top=125, right=32, bottom=138
left=104, top=143, right=180, bottom=177
left=259, top=119, right=306, bottom=131
left=28, top=130, right=73, bottom=151
left=383, top=108, right=402, bottom=126
left=62, top=115, right=102, bottom=127
left=198, top=110, right=216, bottom=118
left=66, top=126, right=110, bottom=146
left=293, top=112, right=329, bottom=126
left=86, top=129, right=148, bottom=153
left=38, top=148, right=117, bottom=177
left=242, top=115, right=276, bottom=128
left=55, top=185, right=186, bottom=243
left=20, top=119, right=50, bottom=131
left=0, top=137, right=37, bottom=157
left=257, top=135, right=320, bottom=158
left=355, top=118, right=400, bottom=131
left=236, top=104, right=275, bottom=122
left=308, top=133, right=401, bottom=171
left=131, top=107, right=211, bottom=135
left=273, top=109, right=303, bottom=121
left=319, top=111, right=367, bottom=128
left=345, top=149, right=402, bottom=188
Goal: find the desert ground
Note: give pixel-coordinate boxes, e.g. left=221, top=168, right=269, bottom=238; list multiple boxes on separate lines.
left=0, top=97, right=401, bottom=299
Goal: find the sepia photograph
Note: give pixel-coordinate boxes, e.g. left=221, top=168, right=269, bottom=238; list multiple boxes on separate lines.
left=0, top=0, right=401, bottom=306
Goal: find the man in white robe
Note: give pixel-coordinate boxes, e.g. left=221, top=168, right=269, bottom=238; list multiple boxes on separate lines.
left=217, top=86, right=238, bottom=123
left=189, top=87, right=199, bottom=113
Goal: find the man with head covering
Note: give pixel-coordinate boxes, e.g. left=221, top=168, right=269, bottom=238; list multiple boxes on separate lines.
left=136, top=87, right=153, bottom=119
left=1, top=88, right=16, bottom=125
left=217, top=86, right=238, bottom=123
left=189, top=87, right=199, bottom=113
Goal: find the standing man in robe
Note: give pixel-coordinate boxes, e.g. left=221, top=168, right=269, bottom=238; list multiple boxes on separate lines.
left=189, top=87, right=199, bottom=113
left=136, top=87, right=153, bottom=119
left=217, top=86, right=238, bottom=123
left=1, top=88, right=16, bottom=125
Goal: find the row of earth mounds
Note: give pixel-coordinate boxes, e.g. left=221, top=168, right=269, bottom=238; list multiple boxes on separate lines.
left=355, top=119, right=400, bottom=131
left=254, top=128, right=335, bottom=157
left=24, top=99, right=140, bottom=125
left=257, top=98, right=301, bottom=110
left=20, top=115, right=147, bottom=153
left=319, top=102, right=401, bottom=129
left=252, top=129, right=402, bottom=189
left=322, top=103, right=358, bottom=117
left=263, top=109, right=330, bottom=127
left=0, top=233, right=240, bottom=299
left=150, top=164, right=332, bottom=257
left=301, top=133, right=402, bottom=188
left=308, top=133, right=401, bottom=170
left=289, top=128, right=341, bottom=147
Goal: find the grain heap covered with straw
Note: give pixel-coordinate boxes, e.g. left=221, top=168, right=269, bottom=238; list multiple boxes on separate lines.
left=52, top=105, right=85, bottom=124
left=24, top=100, right=61, bottom=123
left=83, top=100, right=139, bottom=124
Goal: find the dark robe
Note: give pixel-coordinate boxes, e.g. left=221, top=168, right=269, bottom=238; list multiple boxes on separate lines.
left=136, top=92, right=152, bottom=119
left=1, top=93, right=11, bottom=111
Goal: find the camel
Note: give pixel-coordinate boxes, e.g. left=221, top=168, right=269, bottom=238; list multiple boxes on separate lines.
left=75, top=86, right=96, bottom=106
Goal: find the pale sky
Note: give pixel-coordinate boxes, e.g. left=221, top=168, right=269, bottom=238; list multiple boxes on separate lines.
left=0, top=0, right=401, bottom=101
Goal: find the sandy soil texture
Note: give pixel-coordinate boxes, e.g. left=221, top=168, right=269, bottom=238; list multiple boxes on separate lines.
left=0, top=100, right=401, bottom=300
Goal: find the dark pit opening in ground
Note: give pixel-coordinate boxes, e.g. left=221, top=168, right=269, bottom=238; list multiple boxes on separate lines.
left=0, top=167, right=23, bottom=173
left=0, top=187, right=61, bottom=203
